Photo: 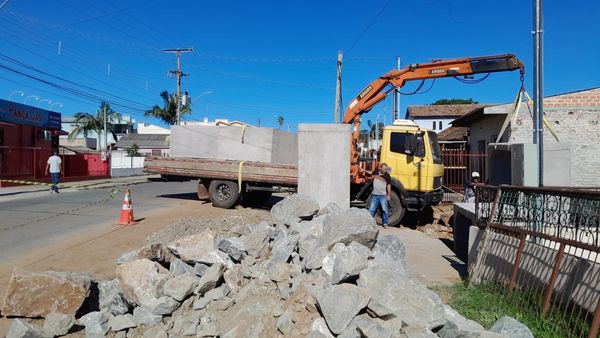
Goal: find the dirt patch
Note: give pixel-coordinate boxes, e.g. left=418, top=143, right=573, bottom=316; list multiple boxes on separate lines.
left=0, top=199, right=271, bottom=336
left=416, top=204, right=454, bottom=241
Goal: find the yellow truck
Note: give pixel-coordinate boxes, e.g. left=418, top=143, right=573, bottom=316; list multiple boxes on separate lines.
left=145, top=54, right=524, bottom=226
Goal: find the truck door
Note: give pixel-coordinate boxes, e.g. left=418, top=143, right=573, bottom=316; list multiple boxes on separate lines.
left=385, top=131, right=425, bottom=192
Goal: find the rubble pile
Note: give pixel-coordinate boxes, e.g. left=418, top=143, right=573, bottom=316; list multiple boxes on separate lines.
left=1, top=195, right=533, bottom=338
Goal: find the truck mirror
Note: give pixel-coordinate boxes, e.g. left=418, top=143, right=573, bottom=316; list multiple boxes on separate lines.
left=405, top=135, right=416, bottom=155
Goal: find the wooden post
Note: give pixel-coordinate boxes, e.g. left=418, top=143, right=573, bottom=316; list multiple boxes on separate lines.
left=508, top=232, right=527, bottom=293
left=541, top=242, right=565, bottom=316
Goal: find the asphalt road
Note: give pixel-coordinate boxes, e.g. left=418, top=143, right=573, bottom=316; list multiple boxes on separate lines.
left=0, top=181, right=199, bottom=261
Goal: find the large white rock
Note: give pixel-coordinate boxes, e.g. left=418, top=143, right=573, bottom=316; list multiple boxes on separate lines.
left=166, top=230, right=215, bottom=263
left=162, top=273, right=199, bottom=301
left=323, top=242, right=370, bottom=284
left=195, top=263, right=226, bottom=295
left=490, top=316, right=534, bottom=338
left=98, top=279, right=129, bottom=315
left=43, top=312, right=75, bottom=336
left=1, top=269, right=91, bottom=318
left=313, top=284, right=370, bottom=335
left=7, top=319, right=52, bottom=338
left=108, top=314, right=137, bottom=332
left=217, top=237, right=247, bottom=261
left=358, top=262, right=446, bottom=329
left=322, top=208, right=379, bottom=250
left=115, top=259, right=169, bottom=307
left=271, top=194, right=319, bottom=223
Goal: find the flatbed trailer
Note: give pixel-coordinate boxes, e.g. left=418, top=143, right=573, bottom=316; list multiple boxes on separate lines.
left=144, top=156, right=298, bottom=208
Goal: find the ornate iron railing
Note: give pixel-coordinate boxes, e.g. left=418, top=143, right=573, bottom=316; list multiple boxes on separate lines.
left=471, top=185, right=600, bottom=338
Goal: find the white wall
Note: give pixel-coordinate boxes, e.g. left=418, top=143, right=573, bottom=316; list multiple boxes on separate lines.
left=138, top=122, right=170, bottom=135
left=412, top=117, right=455, bottom=132
left=111, top=150, right=144, bottom=168
left=110, top=150, right=146, bottom=177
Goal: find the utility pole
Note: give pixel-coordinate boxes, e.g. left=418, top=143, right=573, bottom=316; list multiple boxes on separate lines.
left=163, top=48, right=193, bottom=125
left=102, top=102, right=107, bottom=161
left=392, top=56, right=400, bottom=121
left=333, top=51, right=343, bottom=124
left=375, top=114, right=380, bottom=151
left=533, top=0, right=544, bottom=186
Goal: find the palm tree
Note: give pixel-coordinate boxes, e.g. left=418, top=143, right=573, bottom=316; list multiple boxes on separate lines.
left=144, top=90, right=191, bottom=125
left=68, top=102, right=121, bottom=145
left=276, top=115, right=284, bottom=130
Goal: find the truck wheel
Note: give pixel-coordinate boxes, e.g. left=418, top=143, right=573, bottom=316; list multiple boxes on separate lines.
left=208, top=180, right=240, bottom=208
left=370, top=190, right=405, bottom=227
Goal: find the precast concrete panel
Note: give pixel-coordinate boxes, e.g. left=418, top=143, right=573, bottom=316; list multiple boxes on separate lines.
left=298, top=124, right=351, bottom=209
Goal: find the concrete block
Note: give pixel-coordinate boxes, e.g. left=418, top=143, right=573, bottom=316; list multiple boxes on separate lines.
left=298, top=124, right=351, bottom=210
left=467, top=226, right=483, bottom=270
left=170, top=125, right=297, bottom=164
left=452, top=203, right=476, bottom=263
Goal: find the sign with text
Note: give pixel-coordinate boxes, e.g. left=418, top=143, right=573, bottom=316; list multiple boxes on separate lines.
left=0, top=99, right=61, bottom=129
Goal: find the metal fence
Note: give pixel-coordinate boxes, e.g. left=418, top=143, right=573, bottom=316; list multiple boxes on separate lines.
left=0, top=146, right=109, bottom=183
left=470, top=185, right=600, bottom=338
left=441, top=150, right=486, bottom=204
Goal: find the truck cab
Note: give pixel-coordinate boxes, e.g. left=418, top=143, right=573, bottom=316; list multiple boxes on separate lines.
left=380, top=119, right=444, bottom=211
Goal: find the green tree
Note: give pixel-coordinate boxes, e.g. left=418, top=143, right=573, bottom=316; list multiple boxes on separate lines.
left=126, top=143, right=141, bottom=168
left=144, top=90, right=191, bottom=125
left=432, top=98, right=478, bottom=105
left=126, top=143, right=141, bottom=157
left=276, top=115, right=284, bottom=130
left=367, top=120, right=384, bottom=140
left=68, top=102, right=121, bottom=145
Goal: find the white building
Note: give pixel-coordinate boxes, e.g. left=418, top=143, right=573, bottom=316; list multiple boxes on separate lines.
left=405, top=104, right=487, bottom=132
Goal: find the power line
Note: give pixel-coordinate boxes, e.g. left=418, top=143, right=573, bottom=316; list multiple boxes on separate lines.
left=0, top=0, right=152, bottom=39
left=0, top=62, right=150, bottom=113
left=345, top=0, right=393, bottom=54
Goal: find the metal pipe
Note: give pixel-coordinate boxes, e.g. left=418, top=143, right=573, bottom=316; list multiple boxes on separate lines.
left=533, top=0, right=544, bottom=186
left=542, top=242, right=565, bottom=316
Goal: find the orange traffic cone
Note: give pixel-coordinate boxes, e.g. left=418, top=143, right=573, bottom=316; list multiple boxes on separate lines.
left=117, top=189, right=135, bottom=225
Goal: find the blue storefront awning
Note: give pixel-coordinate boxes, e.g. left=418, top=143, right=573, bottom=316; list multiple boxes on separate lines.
left=0, top=99, right=61, bottom=130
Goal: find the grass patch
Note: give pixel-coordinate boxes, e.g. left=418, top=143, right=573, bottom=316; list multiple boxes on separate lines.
left=442, top=281, right=591, bottom=338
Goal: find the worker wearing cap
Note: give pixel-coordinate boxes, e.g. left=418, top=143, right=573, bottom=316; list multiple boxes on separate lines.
left=464, top=171, right=480, bottom=203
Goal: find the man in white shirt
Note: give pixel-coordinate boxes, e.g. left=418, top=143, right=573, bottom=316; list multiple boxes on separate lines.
left=45, top=151, right=62, bottom=194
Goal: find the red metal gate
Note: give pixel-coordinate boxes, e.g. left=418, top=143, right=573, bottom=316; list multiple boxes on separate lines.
left=441, top=149, right=486, bottom=202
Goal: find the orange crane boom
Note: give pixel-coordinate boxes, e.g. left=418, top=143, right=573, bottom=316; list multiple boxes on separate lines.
left=343, top=53, right=524, bottom=183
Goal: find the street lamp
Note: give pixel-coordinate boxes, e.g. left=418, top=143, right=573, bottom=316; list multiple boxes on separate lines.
left=38, top=99, right=52, bottom=108
left=192, top=90, right=213, bottom=104
left=51, top=102, right=63, bottom=110
left=24, top=95, right=39, bottom=105
left=8, top=90, right=24, bottom=101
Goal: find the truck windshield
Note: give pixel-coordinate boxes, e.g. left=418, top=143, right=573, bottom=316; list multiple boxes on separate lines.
left=427, top=131, right=442, bottom=164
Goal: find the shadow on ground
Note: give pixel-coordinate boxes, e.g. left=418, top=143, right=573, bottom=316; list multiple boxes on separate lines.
left=157, top=192, right=202, bottom=201
left=402, top=206, right=434, bottom=228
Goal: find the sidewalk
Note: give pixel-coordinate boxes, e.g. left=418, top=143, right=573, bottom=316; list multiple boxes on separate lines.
left=0, top=174, right=161, bottom=202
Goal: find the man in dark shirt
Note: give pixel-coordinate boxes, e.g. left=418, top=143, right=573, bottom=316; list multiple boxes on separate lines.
left=366, top=162, right=392, bottom=227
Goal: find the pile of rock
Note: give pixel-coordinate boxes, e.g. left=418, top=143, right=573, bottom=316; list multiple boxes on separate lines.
left=1, top=195, right=533, bottom=338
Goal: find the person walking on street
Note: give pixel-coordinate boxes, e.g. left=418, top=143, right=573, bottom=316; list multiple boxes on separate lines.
left=45, top=150, right=63, bottom=194
left=464, top=171, right=480, bottom=202
left=365, top=162, right=392, bottom=227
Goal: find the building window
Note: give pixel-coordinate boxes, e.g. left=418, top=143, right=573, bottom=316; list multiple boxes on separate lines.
left=432, top=121, right=436, bottom=130
left=438, top=121, right=443, bottom=130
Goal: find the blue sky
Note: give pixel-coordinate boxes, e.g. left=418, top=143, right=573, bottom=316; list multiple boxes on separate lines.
left=0, top=0, right=598, bottom=130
